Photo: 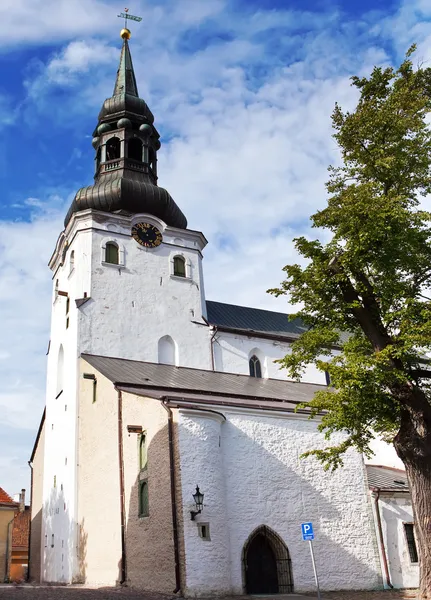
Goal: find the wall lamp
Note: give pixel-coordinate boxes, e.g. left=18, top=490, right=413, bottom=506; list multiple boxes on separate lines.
left=190, top=485, right=204, bottom=521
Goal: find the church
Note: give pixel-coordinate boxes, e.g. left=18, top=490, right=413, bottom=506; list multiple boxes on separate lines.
left=29, top=27, right=415, bottom=595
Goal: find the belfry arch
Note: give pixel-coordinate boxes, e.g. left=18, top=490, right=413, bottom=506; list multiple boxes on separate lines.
left=242, top=525, right=293, bottom=594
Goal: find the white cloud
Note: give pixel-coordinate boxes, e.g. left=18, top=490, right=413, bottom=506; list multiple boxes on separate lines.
left=1, top=0, right=431, bottom=495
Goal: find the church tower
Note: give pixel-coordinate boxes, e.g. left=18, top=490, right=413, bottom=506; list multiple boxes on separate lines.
left=41, top=29, right=211, bottom=583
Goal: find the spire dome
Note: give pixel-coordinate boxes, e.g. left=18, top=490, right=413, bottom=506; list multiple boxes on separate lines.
left=64, top=35, right=187, bottom=230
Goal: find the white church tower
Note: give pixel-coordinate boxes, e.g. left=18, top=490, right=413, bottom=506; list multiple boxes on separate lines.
left=41, top=29, right=212, bottom=583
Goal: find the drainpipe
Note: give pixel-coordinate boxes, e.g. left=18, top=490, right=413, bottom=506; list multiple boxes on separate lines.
left=371, top=488, right=393, bottom=589
left=209, top=326, right=218, bottom=371
left=5, top=514, right=15, bottom=582
left=161, top=399, right=181, bottom=594
left=117, top=389, right=127, bottom=584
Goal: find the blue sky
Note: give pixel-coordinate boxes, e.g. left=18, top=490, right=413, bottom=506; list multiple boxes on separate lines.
left=0, top=0, right=430, bottom=496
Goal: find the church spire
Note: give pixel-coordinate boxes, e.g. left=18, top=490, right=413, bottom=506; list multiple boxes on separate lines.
left=63, top=28, right=187, bottom=230
left=113, top=36, right=139, bottom=98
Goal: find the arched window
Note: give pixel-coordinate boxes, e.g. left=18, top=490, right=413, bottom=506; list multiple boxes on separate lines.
left=249, top=355, right=262, bottom=378
left=128, top=137, right=143, bottom=162
left=105, top=242, right=119, bottom=265
left=138, top=481, right=149, bottom=517
left=56, top=345, right=64, bottom=397
left=106, top=137, right=121, bottom=161
left=96, top=147, right=101, bottom=171
left=149, top=148, right=156, bottom=171
left=139, top=433, right=147, bottom=471
left=69, top=250, right=75, bottom=275
left=158, top=335, right=177, bottom=365
left=173, top=255, right=186, bottom=277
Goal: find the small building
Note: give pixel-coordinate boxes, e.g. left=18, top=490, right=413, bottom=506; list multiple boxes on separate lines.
left=0, top=487, right=18, bottom=581
left=367, top=465, right=419, bottom=590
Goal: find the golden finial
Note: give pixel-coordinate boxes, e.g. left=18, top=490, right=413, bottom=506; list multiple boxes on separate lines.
left=118, top=8, right=142, bottom=39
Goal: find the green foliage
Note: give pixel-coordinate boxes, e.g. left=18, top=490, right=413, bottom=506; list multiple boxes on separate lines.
left=269, top=46, right=431, bottom=470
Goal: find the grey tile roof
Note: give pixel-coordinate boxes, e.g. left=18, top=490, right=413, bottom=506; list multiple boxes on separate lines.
left=366, top=465, right=409, bottom=491
left=206, top=300, right=307, bottom=339
left=82, top=354, right=325, bottom=405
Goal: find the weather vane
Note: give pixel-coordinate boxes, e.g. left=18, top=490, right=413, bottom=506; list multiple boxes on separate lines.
left=117, top=8, right=142, bottom=38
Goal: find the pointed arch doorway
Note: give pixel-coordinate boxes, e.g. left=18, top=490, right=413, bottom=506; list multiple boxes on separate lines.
left=243, top=525, right=294, bottom=594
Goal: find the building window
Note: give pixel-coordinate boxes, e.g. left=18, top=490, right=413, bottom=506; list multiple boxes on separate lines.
left=173, top=255, right=186, bottom=277
left=249, top=355, right=262, bottom=378
left=105, top=242, right=119, bottom=265
left=66, top=297, right=70, bottom=329
left=138, top=481, right=149, bottom=517
left=69, top=250, right=75, bottom=275
left=404, top=523, right=418, bottom=563
left=106, top=136, right=121, bottom=161
left=158, top=335, right=177, bottom=365
left=139, top=433, right=147, bottom=471
left=198, top=522, right=211, bottom=541
left=325, top=371, right=331, bottom=386
left=55, top=279, right=59, bottom=301
left=128, top=137, right=143, bottom=162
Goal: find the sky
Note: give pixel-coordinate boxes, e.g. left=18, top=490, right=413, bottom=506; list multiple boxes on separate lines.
left=0, top=0, right=431, bottom=497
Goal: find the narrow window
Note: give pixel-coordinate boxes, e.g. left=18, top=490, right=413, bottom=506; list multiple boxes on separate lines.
left=96, top=147, right=101, bottom=171
left=138, top=481, right=149, bottom=517
left=249, top=355, right=262, bottom=378
left=55, top=280, right=59, bottom=301
left=56, top=345, right=64, bottom=397
left=69, top=250, right=75, bottom=275
left=404, top=523, right=418, bottom=563
left=66, top=297, right=70, bottom=329
left=158, top=335, right=176, bottom=365
left=105, top=242, right=119, bottom=265
left=139, top=433, right=147, bottom=471
left=106, top=136, right=121, bottom=161
left=198, top=522, right=211, bottom=540
left=128, top=137, right=143, bottom=162
left=173, top=255, right=186, bottom=277
left=325, top=371, right=331, bottom=386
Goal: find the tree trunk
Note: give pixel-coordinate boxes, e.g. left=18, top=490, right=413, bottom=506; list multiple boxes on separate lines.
left=394, top=405, right=431, bottom=599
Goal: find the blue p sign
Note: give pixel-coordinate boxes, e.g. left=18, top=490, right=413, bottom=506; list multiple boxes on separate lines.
left=301, top=522, right=315, bottom=541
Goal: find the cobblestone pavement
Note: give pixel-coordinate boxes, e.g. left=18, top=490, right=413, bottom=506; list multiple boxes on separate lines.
left=0, top=587, right=420, bottom=600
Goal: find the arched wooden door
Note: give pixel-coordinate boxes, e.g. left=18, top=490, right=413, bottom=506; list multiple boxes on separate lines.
left=243, top=525, right=294, bottom=594
left=245, top=532, right=278, bottom=593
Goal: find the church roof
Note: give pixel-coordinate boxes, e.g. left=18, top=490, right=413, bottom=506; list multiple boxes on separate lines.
left=366, top=465, right=409, bottom=492
left=82, top=353, right=325, bottom=409
left=206, top=300, right=308, bottom=340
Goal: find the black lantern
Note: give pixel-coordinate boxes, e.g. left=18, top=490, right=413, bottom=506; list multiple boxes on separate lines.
left=190, top=485, right=204, bottom=520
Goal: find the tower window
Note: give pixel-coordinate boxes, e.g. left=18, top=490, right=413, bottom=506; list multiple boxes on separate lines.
left=105, top=242, right=119, bottom=265
left=173, top=255, right=186, bottom=278
left=69, top=250, right=75, bottom=275
left=138, top=480, right=149, bottom=517
left=128, top=137, right=143, bottom=162
left=249, top=355, right=262, bottom=378
left=96, top=147, right=101, bottom=171
left=55, top=280, right=59, bottom=301
left=404, top=523, right=418, bottom=563
left=106, top=136, right=121, bottom=161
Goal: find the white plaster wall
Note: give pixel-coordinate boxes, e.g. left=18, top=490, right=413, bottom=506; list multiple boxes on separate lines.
left=178, top=408, right=380, bottom=595
left=214, top=331, right=328, bottom=384
left=376, top=495, right=419, bottom=589
left=77, top=211, right=211, bottom=369
left=42, top=220, right=93, bottom=583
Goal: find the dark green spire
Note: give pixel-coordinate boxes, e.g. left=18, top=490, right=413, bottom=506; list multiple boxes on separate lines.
left=113, top=39, right=139, bottom=97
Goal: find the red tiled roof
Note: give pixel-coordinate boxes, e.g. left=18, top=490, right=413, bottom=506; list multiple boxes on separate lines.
left=12, top=509, right=30, bottom=548
left=0, top=487, right=15, bottom=504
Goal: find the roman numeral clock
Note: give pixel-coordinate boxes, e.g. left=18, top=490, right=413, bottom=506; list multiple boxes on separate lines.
left=132, top=222, right=163, bottom=248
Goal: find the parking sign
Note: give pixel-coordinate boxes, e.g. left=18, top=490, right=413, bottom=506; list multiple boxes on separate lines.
left=301, top=522, right=314, bottom=541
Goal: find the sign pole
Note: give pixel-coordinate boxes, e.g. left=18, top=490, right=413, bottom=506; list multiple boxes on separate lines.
left=309, top=539, right=321, bottom=600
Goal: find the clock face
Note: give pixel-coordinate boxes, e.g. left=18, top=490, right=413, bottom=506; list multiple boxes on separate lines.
left=132, top=222, right=163, bottom=248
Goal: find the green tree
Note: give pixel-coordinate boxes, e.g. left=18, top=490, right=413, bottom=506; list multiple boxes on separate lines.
left=269, top=46, right=431, bottom=598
